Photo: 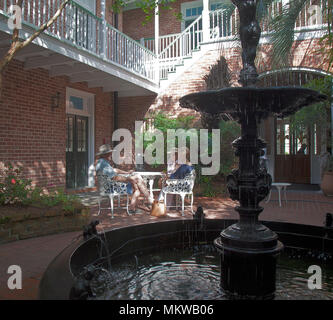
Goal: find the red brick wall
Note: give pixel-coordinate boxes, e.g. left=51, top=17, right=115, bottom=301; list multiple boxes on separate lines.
left=257, top=39, right=330, bottom=74
left=118, top=95, right=156, bottom=131
left=123, top=8, right=154, bottom=40
left=143, top=39, right=331, bottom=121
left=105, top=0, right=123, bottom=31
left=145, top=46, right=242, bottom=123
left=96, top=0, right=123, bottom=31
left=0, top=59, right=113, bottom=189
left=0, top=36, right=330, bottom=190
left=123, top=0, right=195, bottom=40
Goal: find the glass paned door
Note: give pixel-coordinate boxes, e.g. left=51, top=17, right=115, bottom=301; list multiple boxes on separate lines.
left=275, top=118, right=311, bottom=183
left=66, top=114, right=89, bottom=189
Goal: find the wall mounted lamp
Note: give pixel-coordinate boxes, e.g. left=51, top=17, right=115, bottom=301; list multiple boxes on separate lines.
left=51, top=92, right=61, bottom=109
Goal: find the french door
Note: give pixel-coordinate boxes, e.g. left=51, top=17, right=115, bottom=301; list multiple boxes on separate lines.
left=274, top=118, right=311, bottom=183
left=66, top=114, right=89, bottom=189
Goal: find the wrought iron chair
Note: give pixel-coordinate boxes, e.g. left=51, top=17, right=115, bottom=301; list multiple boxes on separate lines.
left=96, top=174, right=130, bottom=218
left=161, top=169, right=196, bottom=216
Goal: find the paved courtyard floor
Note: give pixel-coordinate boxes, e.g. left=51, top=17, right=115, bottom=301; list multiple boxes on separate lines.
left=0, top=188, right=332, bottom=300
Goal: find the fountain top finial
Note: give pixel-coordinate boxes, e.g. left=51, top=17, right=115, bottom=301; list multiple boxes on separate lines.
left=231, top=0, right=261, bottom=87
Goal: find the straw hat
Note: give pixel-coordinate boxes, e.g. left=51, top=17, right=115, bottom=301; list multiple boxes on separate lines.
left=96, top=144, right=114, bottom=156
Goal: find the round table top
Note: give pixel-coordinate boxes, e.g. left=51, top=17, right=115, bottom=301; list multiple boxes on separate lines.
left=272, top=182, right=292, bottom=187
left=134, top=171, right=163, bottom=175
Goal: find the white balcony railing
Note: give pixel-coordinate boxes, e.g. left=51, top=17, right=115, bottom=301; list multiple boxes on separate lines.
left=141, top=33, right=181, bottom=54
left=159, top=15, right=203, bottom=79
left=0, top=0, right=327, bottom=83
left=142, top=0, right=326, bottom=80
left=0, top=0, right=157, bottom=83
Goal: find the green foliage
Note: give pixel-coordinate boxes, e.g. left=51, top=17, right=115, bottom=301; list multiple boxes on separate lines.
left=269, top=0, right=308, bottom=68
left=0, top=216, right=11, bottom=224
left=318, top=0, right=333, bottom=70
left=0, top=163, right=32, bottom=206
left=143, top=112, right=197, bottom=167
left=304, top=75, right=333, bottom=98
left=289, top=76, right=332, bottom=134
left=258, top=0, right=333, bottom=69
left=152, top=112, right=196, bottom=131
left=0, top=163, right=81, bottom=213
left=219, top=119, right=241, bottom=176
left=198, top=175, right=217, bottom=197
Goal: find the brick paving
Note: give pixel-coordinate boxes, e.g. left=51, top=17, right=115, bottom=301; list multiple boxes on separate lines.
left=0, top=189, right=332, bottom=300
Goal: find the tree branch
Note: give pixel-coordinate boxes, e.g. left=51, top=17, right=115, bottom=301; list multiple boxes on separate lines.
left=0, top=0, right=70, bottom=73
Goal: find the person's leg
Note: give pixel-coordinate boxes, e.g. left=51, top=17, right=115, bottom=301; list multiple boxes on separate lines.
left=129, top=187, right=140, bottom=211
left=129, top=175, right=153, bottom=204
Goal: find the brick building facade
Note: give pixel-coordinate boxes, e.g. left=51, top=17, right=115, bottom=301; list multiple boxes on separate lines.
left=0, top=0, right=331, bottom=190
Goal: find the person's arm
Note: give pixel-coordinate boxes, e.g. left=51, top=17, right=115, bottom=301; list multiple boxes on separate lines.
left=114, top=168, right=127, bottom=174
left=114, top=168, right=134, bottom=174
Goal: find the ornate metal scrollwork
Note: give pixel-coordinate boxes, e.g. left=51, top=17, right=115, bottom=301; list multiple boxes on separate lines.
left=227, top=169, right=240, bottom=201
left=256, top=169, right=272, bottom=203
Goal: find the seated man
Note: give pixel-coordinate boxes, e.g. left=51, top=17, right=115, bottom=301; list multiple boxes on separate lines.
left=158, top=147, right=194, bottom=201
left=95, top=144, right=153, bottom=214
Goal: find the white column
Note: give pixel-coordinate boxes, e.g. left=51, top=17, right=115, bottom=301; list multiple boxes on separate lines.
left=155, top=1, right=160, bottom=83
left=202, top=0, right=210, bottom=42
left=101, top=0, right=107, bottom=59
left=154, top=2, right=159, bottom=55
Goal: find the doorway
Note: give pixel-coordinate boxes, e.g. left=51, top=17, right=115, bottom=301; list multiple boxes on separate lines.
left=274, top=118, right=311, bottom=183
left=66, top=88, right=95, bottom=190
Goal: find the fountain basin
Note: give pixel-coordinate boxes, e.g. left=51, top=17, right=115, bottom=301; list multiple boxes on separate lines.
left=179, top=87, right=327, bottom=120
left=39, top=219, right=333, bottom=300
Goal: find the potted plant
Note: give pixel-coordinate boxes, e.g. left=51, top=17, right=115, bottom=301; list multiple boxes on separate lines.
left=321, top=153, right=333, bottom=196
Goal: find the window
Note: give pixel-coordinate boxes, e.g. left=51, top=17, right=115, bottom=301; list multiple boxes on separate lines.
left=66, top=90, right=90, bottom=117
left=70, top=96, right=84, bottom=111
left=181, top=1, right=224, bottom=31
left=210, top=3, right=224, bottom=10
left=185, top=6, right=203, bottom=18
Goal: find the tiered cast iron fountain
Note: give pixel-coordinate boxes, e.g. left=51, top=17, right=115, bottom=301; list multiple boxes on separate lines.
left=179, top=0, right=326, bottom=299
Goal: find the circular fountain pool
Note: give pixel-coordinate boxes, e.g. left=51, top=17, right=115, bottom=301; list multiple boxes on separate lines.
left=39, top=219, right=333, bottom=300
left=94, top=245, right=333, bottom=300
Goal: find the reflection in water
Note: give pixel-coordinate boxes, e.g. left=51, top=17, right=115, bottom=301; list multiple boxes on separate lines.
left=95, top=246, right=333, bottom=300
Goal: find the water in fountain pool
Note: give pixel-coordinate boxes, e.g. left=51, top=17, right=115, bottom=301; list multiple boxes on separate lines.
left=93, top=245, right=333, bottom=300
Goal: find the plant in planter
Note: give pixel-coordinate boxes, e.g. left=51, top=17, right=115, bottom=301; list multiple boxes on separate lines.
left=0, top=163, right=82, bottom=212
left=0, top=163, right=90, bottom=243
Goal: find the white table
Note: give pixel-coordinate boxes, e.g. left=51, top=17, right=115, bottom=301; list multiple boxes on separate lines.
left=134, top=171, right=164, bottom=199
left=265, top=182, right=291, bottom=207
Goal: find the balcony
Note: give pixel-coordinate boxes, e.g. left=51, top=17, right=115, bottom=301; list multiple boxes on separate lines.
left=0, top=0, right=327, bottom=93
left=141, top=0, right=327, bottom=80
left=0, top=0, right=159, bottom=97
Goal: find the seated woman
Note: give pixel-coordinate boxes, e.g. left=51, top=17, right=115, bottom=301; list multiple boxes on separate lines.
left=95, top=144, right=153, bottom=213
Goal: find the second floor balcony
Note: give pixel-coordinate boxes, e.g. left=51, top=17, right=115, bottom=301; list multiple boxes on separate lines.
left=0, top=0, right=159, bottom=97
left=0, top=0, right=328, bottom=93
